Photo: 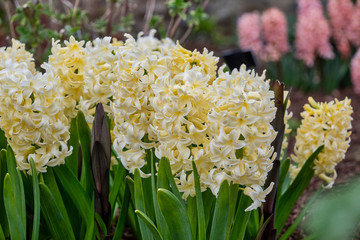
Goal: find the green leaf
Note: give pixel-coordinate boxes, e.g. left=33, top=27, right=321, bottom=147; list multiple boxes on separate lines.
left=276, top=145, right=324, bottom=234
left=192, top=161, right=206, bottom=240
left=134, top=168, right=152, bottom=240
left=0, top=150, right=9, bottom=237
left=135, top=210, right=163, bottom=240
left=305, top=177, right=360, bottom=240
left=39, top=183, right=76, bottom=240
left=66, top=118, right=79, bottom=175
left=187, top=197, right=197, bottom=240
left=0, top=129, right=7, bottom=150
left=279, top=187, right=322, bottom=240
left=157, top=188, right=192, bottom=240
left=109, top=163, right=126, bottom=210
left=255, top=214, right=274, bottom=240
left=150, top=151, right=169, bottom=239
left=30, top=159, right=40, bottom=240
left=225, top=183, right=239, bottom=240
left=53, top=164, right=94, bottom=240
left=6, top=146, right=26, bottom=229
left=0, top=224, right=5, bottom=240
left=210, top=181, right=230, bottom=240
left=202, top=189, right=215, bottom=235
left=159, top=157, right=183, bottom=203
left=113, top=183, right=131, bottom=239
left=3, top=174, right=26, bottom=240
left=276, top=158, right=290, bottom=206
left=42, top=168, right=76, bottom=235
left=94, top=212, right=107, bottom=238
left=229, top=193, right=252, bottom=240
left=157, top=157, right=170, bottom=190
left=76, top=111, right=94, bottom=197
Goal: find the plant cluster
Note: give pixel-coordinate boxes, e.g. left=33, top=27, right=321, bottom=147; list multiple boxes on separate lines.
left=0, top=32, right=354, bottom=239
left=237, top=0, right=360, bottom=94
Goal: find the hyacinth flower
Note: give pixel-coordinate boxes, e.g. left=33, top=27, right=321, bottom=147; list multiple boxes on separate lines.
left=290, top=97, right=353, bottom=188
left=295, top=0, right=334, bottom=67
left=350, top=49, right=360, bottom=95
left=347, top=2, right=360, bottom=48
left=327, top=0, right=353, bottom=59
left=237, top=11, right=263, bottom=60
left=0, top=40, right=72, bottom=173
left=261, top=7, right=289, bottom=62
left=110, top=31, right=277, bottom=209
left=237, top=8, right=289, bottom=63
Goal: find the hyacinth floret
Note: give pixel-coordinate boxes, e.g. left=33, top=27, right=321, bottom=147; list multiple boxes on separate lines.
left=290, top=97, right=352, bottom=188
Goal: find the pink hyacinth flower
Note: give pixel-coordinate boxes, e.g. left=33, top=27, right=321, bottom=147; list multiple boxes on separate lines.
left=350, top=49, right=360, bottom=95
left=347, top=2, right=360, bottom=48
left=261, top=7, right=289, bottom=62
left=328, top=0, right=353, bottom=59
left=237, top=12, right=263, bottom=60
left=295, top=0, right=334, bottom=67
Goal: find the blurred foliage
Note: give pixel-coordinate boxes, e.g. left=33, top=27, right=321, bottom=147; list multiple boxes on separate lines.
left=305, top=177, right=360, bottom=240
left=0, top=0, right=211, bottom=67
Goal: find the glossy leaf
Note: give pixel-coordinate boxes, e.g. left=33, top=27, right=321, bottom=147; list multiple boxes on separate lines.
left=210, top=181, right=230, bottom=240
left=276, top=145, right=324, bottom=233
left=225, top=183, right=239, bottom=240
left=134, top=168, right=152, bottom=240
left=192, top=161, right=206, bottom=240
left=66, top=117, right=79, bottom=176
left=135, top=210, right=163, bottom=240
left=159, top=157, right=182, bottom=202
left=6, top=146, right=26, bottom=229
left=157, top=157, right=170, bottom=190
left=150, top=150, right=169, bottom=239
left=42, top=168, right=76, bottom=236
left=157, top=188, right=192, bottom=240
left=3, top=174, right=26, bottom=240
left=53, top=164, right=94, bottom=240
left=113, top=183, right=131, bottom=240
left=76, top=110, right=94, bottom=197
left=0, top=150, right=8, bottom=237
left=276, top=158, right=290, bottom=208
left=39, top=183, right=76, bottom=240
left=229, top=192, right=252, bottom=240
left=30, top=159, right=40, bottom=240
left=109, top=163, right=126, bottom=210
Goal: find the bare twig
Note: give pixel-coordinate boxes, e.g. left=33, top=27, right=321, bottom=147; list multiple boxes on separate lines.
left=166, top=16, right=174, bottom=36
left=106, top=0, right=116, bottom=36
left=168, top=14, right=183, bottom=39
left=2, top=1, right=16, bottom=39
left=72, top=0, right=80, bottom=25
left=179, top=24, right=192, bottom=43
left=143, top=0, right=156, bottom=35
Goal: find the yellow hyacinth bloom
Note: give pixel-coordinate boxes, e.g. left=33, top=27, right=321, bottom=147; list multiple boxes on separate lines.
left=290, top=97, right=353, bottom=188
left=0, top=43, right=72, bottom=173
